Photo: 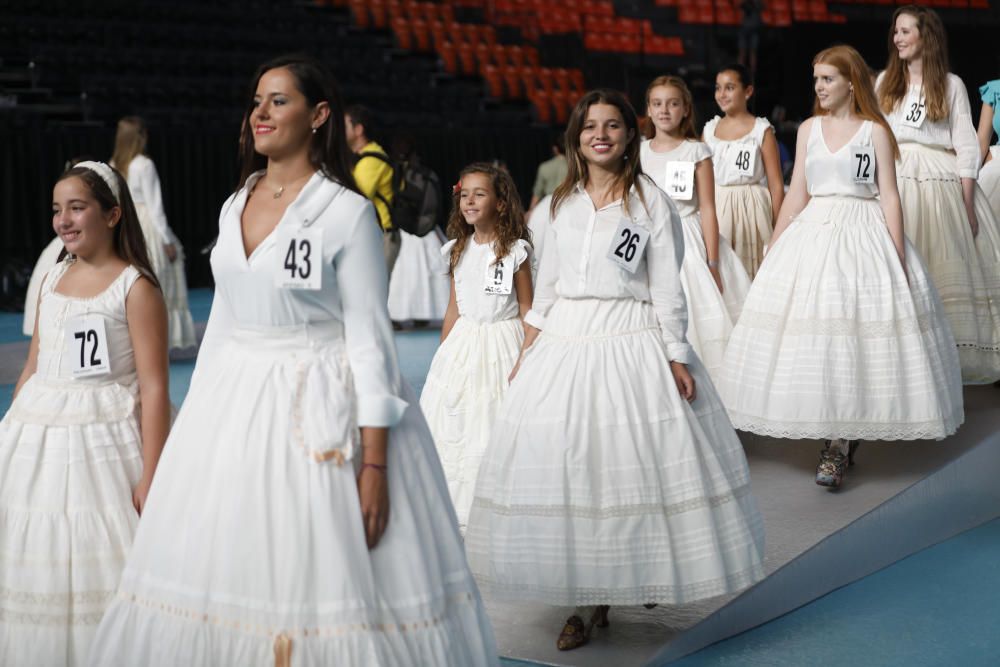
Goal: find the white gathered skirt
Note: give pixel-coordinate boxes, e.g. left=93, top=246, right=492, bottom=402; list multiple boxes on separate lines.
left=135, top=203, right=197, bottom=351
left=387, top=230, right=451, bottom=322
left=0, top=376, right=142, bottom=667
left=465, top=298, right=766, bottom=607
left=979, top=146, right=1000, bottom=239
left=720, top=195, right=964, bottom=440
left=89, top=323, right=499, bottom=667
left=22, top=237, right=64, bottom=336
left=679, top=213, right=752, bottom=387
left=420, top=316, right=523, bottom=531
left=715, top=183, right=774, bottom=279
left=896, top=143, right=1000, bottom=383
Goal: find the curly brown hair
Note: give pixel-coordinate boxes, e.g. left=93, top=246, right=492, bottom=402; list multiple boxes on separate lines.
left=445, top=162, right=530, bottom=275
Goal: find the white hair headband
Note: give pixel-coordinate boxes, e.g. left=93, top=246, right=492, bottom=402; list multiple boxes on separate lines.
left=75, top=161, right=121, bottom=203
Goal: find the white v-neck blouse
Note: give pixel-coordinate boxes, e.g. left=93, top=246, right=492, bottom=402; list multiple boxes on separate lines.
left=200, top=170, right=408, bottom=427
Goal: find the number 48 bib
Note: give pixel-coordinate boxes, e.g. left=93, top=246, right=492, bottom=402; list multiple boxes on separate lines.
left=733, top=143, right=757, bottom=178
left=66, top=315, right=111, bottom=377
left=275, top=226, right=323, bottom=290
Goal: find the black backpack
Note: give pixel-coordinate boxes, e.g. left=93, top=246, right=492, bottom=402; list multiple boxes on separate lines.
left=359, top=151, right=441, bottom=237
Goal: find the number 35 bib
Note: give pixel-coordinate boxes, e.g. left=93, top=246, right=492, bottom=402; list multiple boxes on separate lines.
left=275, top=226, right=323, bottom=290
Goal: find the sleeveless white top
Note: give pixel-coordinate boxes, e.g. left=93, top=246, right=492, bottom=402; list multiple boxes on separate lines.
left=639, top=139, right=713, bottom=218
left=703, top=116, right=772, bottom=186
left=35, top=259, right=141, bottom=385
left=805, top=118, right=878, bottom=200
left=441, top=238, right=531, bottom=324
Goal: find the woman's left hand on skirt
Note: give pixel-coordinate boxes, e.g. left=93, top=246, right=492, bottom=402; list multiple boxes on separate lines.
left=670, top=361, right=697, bottom=402
left=358, top=465, right=390, bottom=549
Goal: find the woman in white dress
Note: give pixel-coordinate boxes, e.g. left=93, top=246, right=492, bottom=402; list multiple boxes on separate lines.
left=640, top=75, right=751, bottom=386
left=465, top=89, right=766, bottom=652
left=112, top=116, right=198, bottom=350
left=89, top=55, right=498, bottom=666
left=386, top=227, right=451, bottom=325
left=704, top=63, right=785, bottom=278
left=721, top=45, right=964, bottom=489
left=875, top=6, right=1000, bottom=384
left=420, top=162, right=532, bottom=531
left=2, top=162, right=169, bottom=666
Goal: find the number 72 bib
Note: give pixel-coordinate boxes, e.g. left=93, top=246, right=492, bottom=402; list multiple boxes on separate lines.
left=850, top=145, right=876, bottom=185
left=274, top=226, right=323, bottom=290
left=66, top=315, right=111, bottom=377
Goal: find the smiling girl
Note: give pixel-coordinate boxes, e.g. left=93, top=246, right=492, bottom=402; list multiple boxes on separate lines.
left=721, top=45, right=963, bottom=490
left=419, top=162, right=532, bottom=531
left=465, top=89, right=765, bottom=652
left=640, top=75, right=752, bottom=386
left=0, top=162, right=169, bottom=666
left=704, top=64, right=785, bottom=278
left=876, top=5, right=1000, bottom=384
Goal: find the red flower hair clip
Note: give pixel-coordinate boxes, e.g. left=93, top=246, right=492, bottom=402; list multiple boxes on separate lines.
left=452, top=180, right=462, bottom=195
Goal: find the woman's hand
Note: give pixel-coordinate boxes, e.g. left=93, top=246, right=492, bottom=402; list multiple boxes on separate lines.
left=357, top=464, right=390, bottom=549
left=132, top=474, right=153, bottom=515
left=709, top=264, right=724, bottom=294
left=670, top=361, right=696, bottom=402
left=164, top=243, right=178, bottom=262
left=967, top=203, right=980, bottom=239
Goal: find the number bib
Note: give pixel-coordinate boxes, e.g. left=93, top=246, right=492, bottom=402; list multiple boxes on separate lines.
left=483, top=255, right=514, bottom=295
left=733, top=143, right=757, bottom=178
left=607, top=219, right=651, bottom=274
left=664, top=161, right=695, bottom=201
left=851, top=145, right=876, bottom=185
left=901, top=90, right=926, bottom=129
left=275, top=226, right=323, bottom=290
left=66, top=315, right=111, bottom=377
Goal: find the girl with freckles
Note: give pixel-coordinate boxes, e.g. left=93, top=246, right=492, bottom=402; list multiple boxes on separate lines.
left=0, top=162, right=169, bottom=666
left=89, top=55, right=498, bottom=667
left=876, top=5, right=1000, bottom=384
left=640, top=75, right=752, bottom=387
left=465, top=89, right=765, bottom=653
left=720, top=45, right=963, bottom=490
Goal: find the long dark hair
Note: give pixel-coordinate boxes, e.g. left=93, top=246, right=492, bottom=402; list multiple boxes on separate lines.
left=551, top=88, right=646, bottom=219
left=57, top=165, right=160, bottom=289
left=445, top=162, right=530, bottom=275
left=877, top=6, right=950, bottom=121
left=237, top=54, right=359, bottom=194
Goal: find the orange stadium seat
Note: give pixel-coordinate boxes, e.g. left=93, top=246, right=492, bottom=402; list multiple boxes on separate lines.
left=437, top=41, right=458, bottom=73
left=530, top=89, right=554, bottom=124
left=391, top=16, right=413, bottom=49
left=411, top=17, right=431, bottom=50
left=349, top=0, right=370, bottom=28
left=483, top=64, right=505, bottom=97
left=502, top=65, right=523, bottom=97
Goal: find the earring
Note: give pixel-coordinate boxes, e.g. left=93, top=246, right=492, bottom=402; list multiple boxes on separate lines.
left=311, top=127, right=318, bottom=134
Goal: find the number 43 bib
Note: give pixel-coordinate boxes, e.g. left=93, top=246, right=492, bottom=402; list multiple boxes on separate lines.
left=275, top=226, right=323, bottom=290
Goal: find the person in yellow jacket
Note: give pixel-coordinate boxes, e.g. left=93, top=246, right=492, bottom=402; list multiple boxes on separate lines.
left=345, top=104, right=399, bottom=274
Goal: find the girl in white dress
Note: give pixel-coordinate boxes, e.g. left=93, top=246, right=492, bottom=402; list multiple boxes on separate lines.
left=1, top=162, right=170, bottom=666
left=420, top=162, right=532, bottom=531
left=721, top=45, right=964, bottom=489
left=876, top=6, right=1000, bottom=384
left=704, top=64, right=785, bottom=278
left=465, top=89, right=766, bottom=652
left=640, top=75, right=751, bottom=386
left=112, top=116, right=198, bottom=351
left=89, top=55, right=498, bottom=667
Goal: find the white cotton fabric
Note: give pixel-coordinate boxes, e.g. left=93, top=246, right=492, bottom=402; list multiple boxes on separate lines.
left=89, top=172, right=499, bottom=667
left=387, top=228, right=451, bottom=322
left=979, top=146, right=1000, bottom=220
left=895, top=144, right=1000, bottom=384
left=877, top=72, right=981, bottom=178
left=720, top=118, right=965, bottom=439
left=420, top=238, right=530, bottom=529
left=21, top=236, right=64, bottom=336
left=122, top=155, right=196, bottom=350
left=465, top=177, right=766, bottom=607
left=703, top=116, right=775, bottom=277
left=1, top=260, right=143, bottom=667
left=640, top=139, right=752, bottom=386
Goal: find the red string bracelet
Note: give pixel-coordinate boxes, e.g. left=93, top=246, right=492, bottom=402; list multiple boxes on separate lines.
left=361, top=462, right=387, bottom=474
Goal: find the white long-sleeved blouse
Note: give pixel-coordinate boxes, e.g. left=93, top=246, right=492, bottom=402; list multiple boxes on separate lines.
left=877, top=71, right=981, bottom=178
left=124, top=154, right=178, bottom=245
left=524, top=176, right=695, bottom=364
left=198, top=170, right=408, bottom=427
